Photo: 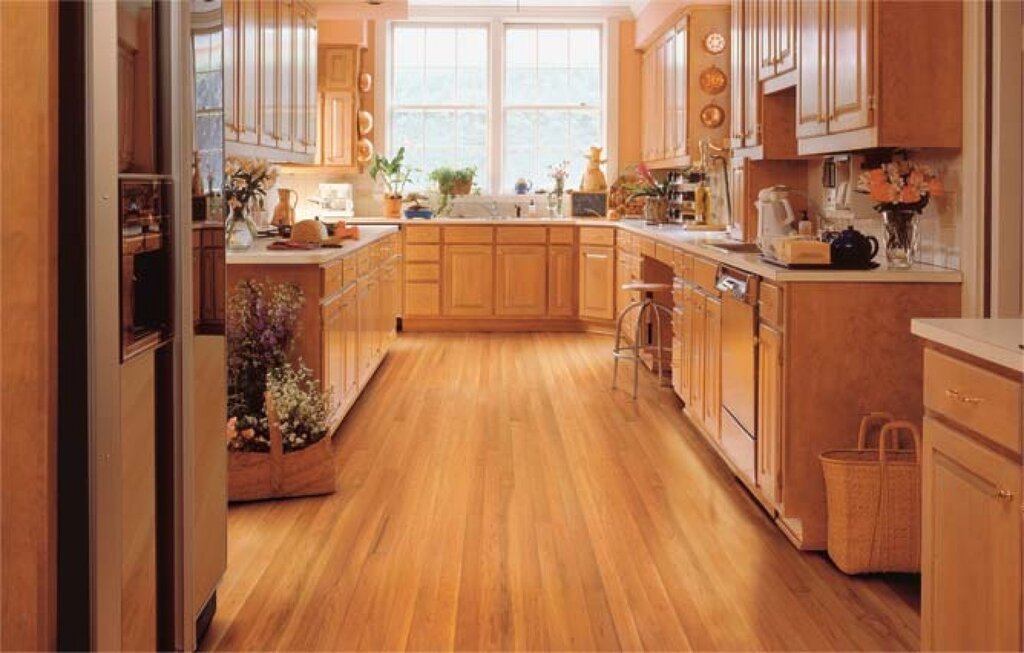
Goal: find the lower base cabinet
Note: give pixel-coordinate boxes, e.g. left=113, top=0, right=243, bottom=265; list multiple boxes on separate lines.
left=496, top=244, right=547, bottom=317
left=547, top=244, right=576, bottom=317
left=756, top=323, right=783, bottom=509
left=578, top=244, right=616, bottom=320
left=444, top=244, right=494, bottom=317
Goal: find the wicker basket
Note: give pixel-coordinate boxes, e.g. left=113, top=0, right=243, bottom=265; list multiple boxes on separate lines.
left=820, top=413, right=922, bottom=574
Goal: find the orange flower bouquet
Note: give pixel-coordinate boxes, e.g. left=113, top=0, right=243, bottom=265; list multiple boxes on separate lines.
left=856, top=157, right=943, bottom=214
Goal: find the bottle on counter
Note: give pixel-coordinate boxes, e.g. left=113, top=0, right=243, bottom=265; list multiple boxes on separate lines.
left=528, top=198, right=537, bottom=218
left=797, top=210, right=813, bottom=236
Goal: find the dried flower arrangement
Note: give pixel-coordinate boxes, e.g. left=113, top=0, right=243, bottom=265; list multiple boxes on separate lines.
left=227, top=279, right=333, bottom=453
left=856, top=156, right=944, bottom=213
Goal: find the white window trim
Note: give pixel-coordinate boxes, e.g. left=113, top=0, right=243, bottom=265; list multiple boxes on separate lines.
left=377, top=16, right=620, bottom=196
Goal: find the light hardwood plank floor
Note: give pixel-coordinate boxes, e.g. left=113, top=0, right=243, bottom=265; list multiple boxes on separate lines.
left=203, top=333, right=918, bottom=652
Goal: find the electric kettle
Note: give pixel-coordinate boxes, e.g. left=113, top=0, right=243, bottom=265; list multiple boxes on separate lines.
left=756, top=185, right=797, bottom=257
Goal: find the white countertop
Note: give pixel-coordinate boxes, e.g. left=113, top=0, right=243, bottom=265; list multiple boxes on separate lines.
left=225, top=225, right=399, bottom=265
left=349, top=216, right=962, bottom=284
left=911, top=319, right=1024, bottom=372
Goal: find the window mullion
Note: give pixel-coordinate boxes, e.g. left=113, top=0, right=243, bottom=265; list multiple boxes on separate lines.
left=490, top=17, right=502, bottom=195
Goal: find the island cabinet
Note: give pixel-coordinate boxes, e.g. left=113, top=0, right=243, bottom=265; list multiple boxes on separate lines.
left=916, top=341, right=1023, bottom=652
left=227, top=228, right=401, bottom=432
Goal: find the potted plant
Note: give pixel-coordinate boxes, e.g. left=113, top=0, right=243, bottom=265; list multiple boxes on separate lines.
left=625, top=163, right=674, bottom=224
left=224, top=156, right=278, bottom=250
left=428, top=166, right=476, bottom=216
left=856, top=154, right=943, bottom=269
left=226, top=279, right=337, bottom=501
left=368, top=146, right=413, bottom=218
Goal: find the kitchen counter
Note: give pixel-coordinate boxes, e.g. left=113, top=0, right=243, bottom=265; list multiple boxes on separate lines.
left=349, top=217, right=962, bottom=284
left=911, top=318, right=1024, bottom=372
left=225, top=225, right=399, bottom=265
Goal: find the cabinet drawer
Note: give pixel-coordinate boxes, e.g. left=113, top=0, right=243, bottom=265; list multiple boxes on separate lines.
left=496, top=226, right=546, bottom=244
left=924, top=348, right=1022, bottom=452
left=693, top=257, right=720, bottom=294
left=580, top=227, right=615, bottom=246
left=638, top=237, right=656, bottom=259
left=405, top=262, right=439, bottom=282
left=654, top=242, right=675, bottom=266
left=549, top=226, right=575, bottom=245
left=356, top=249, right=371, bottom=276
left=405, top=244, right=440, bottom=262
left=759, top=282, right=783, bottom=327
left=404, top=282, right=439, bottom=316
left=405, top=226, right=440, bottom=243
left=444, top=226, right=493, bottom=244
left=321, top=262, right=344, bottom=298
left=342, top=255, right=357, bottom=282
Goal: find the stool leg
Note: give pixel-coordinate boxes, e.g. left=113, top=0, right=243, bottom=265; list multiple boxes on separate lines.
left=612, top=300, right=642, bottom=391
left=653, top=301, right=663, bottom=382
left=632, top=301, right=646, bottom=400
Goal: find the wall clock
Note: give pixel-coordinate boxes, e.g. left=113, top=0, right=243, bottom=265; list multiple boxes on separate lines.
left=703, top=32, right=726, bottom=55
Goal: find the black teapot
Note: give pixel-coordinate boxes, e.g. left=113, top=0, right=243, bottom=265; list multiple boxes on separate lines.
left=830, top=226, right=879, bottom=267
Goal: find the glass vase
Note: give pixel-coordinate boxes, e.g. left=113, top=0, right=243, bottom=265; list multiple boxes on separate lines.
left=881, top=209, right=920, bottom=269
left=226, top=204, right=257, bottom=251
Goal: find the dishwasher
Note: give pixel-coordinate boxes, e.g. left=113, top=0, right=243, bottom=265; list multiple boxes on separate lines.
left=716, top=266, right=759, bottom=486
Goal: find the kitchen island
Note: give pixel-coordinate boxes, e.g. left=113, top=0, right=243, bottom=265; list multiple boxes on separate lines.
left=226, top=225, right=401, bottom=431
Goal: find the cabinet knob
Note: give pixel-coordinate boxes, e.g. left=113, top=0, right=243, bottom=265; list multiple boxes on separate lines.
left=996, top=489, right=1015, bottom=501
left=944, top=388, right=983, bottom=405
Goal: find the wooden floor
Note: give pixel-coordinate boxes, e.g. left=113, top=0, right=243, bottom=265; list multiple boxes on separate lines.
left=203, top=333, right=919, bottom=652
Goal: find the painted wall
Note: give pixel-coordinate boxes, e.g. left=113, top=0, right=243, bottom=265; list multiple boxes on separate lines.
left=634, top=0, right=729, bottom=49
left=617, top=19, right=642, bottom=173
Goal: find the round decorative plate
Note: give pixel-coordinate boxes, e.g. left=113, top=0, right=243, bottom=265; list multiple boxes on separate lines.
left=699, top=103, right=725, bottom=128
left=699, top=66, right=728, bottom=95
left=358, top=72, right=373, bottom=93
left=703, top=31, right=726, bottom=54
left=356, top=137, right=374, bottom=163
left=357, top=110, right=374, bottom=136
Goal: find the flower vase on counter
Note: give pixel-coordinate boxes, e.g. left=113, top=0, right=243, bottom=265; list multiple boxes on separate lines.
left=548, top=160, right=570, bottom=218
left=226, top=203, right=256, bottom=251
left=881, top=209, right=920, bottom=269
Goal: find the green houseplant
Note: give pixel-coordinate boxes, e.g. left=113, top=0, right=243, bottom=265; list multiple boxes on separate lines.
left=368, top=147, right=414, bottom=218
left=428, top=166, right=476, bottom=216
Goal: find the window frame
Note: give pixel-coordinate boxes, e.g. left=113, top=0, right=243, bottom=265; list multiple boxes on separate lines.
left=383, top=16, right=617, bottom=196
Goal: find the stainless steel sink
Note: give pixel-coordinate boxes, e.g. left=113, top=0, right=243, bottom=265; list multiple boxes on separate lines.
left=702, top=242, right=762, bottom=255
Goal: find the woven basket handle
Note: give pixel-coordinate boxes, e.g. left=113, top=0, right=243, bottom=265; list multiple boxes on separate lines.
left=856, top=412, right=895, bottom=449
left=877, top=420, right=922, bottom=464
left=265, top=391, right=284, bottom=492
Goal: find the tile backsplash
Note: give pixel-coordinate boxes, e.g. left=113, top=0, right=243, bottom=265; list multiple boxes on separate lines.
left=806, top=150, right=962, bottom=270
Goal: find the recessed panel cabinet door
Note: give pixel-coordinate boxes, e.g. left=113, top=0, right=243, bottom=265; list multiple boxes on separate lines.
left=292, top=7, right=308, bottom=152
left=320, top=91, right=354, bottom=166
left=495, top=245, right=546, bottom=317
left=743, top=0, right=761, bottom=147
left=258, top=0, right=278, bottom=147
left=689, top=292, right=706, bottom=420
left=730, top=0, right=745, bottom=148
left=342, top=284, right=358, bottom=400
left=756, top=323, right=783, bottom=508
left=304, top=10, right=317, bottom=154
left=277, top=0, right=294, bottom=151
left=796, top=0, right=827, bottom=138
left=321, top=297, right=344, bottom=416
left=673, top=18, right=688, bottom=158
left=775, top=0, right=797, bottom=76
left=578, top=245, right=615, bottom=320
left=828, top=0, right=873, bottom=134
left=237, top=0, right=259, bottom=144
left=443, top=245, right=494, bottom=317
left=702, top=297, right=722, bottom=440
left=223, top=0, right=238, bottom=141
left=548, top=245, right=575, bottom=317
left=757, top=0, right=775, bottom=80
left=922, top=417, right=1022, bottom=652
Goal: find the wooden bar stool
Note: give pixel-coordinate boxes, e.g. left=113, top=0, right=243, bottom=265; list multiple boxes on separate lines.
left=612, top=281, right=673, bottom=399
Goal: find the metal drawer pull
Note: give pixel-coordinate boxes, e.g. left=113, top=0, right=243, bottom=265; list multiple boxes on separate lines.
left=944, top=388, right=983, bottom=404
left=996, top=489, right=1014, bottom=501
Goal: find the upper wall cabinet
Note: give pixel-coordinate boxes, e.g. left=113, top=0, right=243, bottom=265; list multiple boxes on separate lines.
left=758, top=0, right=797, bottom=89
left=640, top=6, right=730, bottom=168
left=316, top=45, right=361, bottom=170
left=795, top=0, right=962, bottom=155
left=224, top=0, right=317, bottom=163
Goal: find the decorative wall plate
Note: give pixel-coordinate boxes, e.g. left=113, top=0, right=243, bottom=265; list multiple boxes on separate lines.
left=358, top=72, right=373, bottom=93
left=700, top=104, right=725, bottom=128
left=699, top=66, right=728, bottom=95
left=356, top=137, right=374, bottom=163
left=703, top=31, right=726, bottom=54
left=357, top=110, right=374, bottom=136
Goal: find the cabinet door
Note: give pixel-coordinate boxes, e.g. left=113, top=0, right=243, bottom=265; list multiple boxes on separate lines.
left=756, top=323, right=783, bottom=508
left=223, top=0, right=239, bottom=141
left=662, top=30, right=675, bottom=159
left=258, top=0, right=278, bottom=147
left=548, top=245, right=575, bottom=317
left=320, top=91, right=354, bottom=167
left=237, top=0, right=259, bottom=144
left=678, top=285, right=693, bottom=404
left=495, top=245, right=547, bottom=317
left=729, top=158, right=746, bottom=239
left=304, top=9, right=318, bottom=155
left=689, top=292, right=706, bottom=421
left=201, top=246, right=225, bottom=323
left=673, top=18, right=688, bottom=158
left=743, top=0, right=761, bottom=147
left=652, top=40, right=665, bottom=160
left=276, top=0, right=294, bottom=151
left=578, top=245, right=615, bottom=320
left=640, top=51, right=650, bottom=161
left=757, top=0, right=775, bottom=80
left=702, top=297, right=722, bottom=439
left=730, top=0, right=745, bottom=148
left=357, top=278, right=375, bottom=385
left=775, top=0, right=797, bottom=75
left=922, top=416, right=1022, bottom=652
left=321, top=296, right=344, bottom=416
left=443, top=244, right=494, bottom=317
left=292, top=5, right=308, bottom=153
left=828, top=0, right=872, bottom=134
left=342, top=284, right=358, bottom=399
left=321, top=46, right=356, bottom=90
left=796, top=0, right=827, bottom=138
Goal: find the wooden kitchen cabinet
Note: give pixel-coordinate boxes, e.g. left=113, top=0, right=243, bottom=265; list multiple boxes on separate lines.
left=578, top=245, right=615, bottom=321
left=443, top=244, right=494, bottom=317
left=688, top=291, right=706, bottom=424
left=496, top=245, right=547, bottom=317
left=756, top=322, right=783, bottom=509
left=237, top=0, right=259, bottom=144
left=758, top=0, right=797, bottom=85
left=547, top=245, right=576, bottom=318
left=319, top=91, right=355, bottom=167
left=341, top=282, right=358, bottom=404
left=258, top=0, right=278, bottom=147
left=795, top=0, right=827, bottom=139
left=702, top=296, right=722, bottom=440
left=223, top=0, right=238, bottom=142
left=321, top=292, right=345, bottom=417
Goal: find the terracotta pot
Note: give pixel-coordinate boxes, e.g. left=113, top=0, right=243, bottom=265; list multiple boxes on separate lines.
left=382, top=196, right=402, bottom=218
left=451, top=179, right=472, bottom=196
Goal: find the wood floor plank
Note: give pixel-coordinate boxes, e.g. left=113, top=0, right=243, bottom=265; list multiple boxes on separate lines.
left=204, top=333, right=919, bottom=652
